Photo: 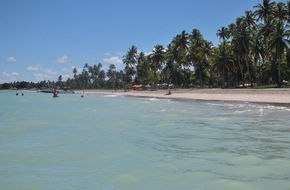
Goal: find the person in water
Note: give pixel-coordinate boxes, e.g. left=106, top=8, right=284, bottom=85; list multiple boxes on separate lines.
left=53, top=89, right=58, bottom=98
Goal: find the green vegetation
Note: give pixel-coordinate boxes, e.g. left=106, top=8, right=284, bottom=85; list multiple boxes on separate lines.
left=1, top=0, right=290, bottom=90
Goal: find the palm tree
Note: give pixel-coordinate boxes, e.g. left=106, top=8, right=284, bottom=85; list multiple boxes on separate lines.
left=268, top=17, right=290, bottom=87
left=217, top=26, right=229, bottom=41
left=174, top=30, right=189, bottom=70
left=149, top=44, right=166, bottom=83
left=231, top=17, right=254, bottom=87
left=177, top=30, right=189, bottom=54
left=273, top=2, right=287, bottom=21
left=106, top=64, right=117, bottom=89
left=254, top=0, right=276, bottom=60
left=254, top=0, right=276, bottom=23
left=166, top=34, right=188, bottom=86
left=189, top=29, right=211, bottom=87
left=123, top=45, right=138, bottom=85
left=57, top=75, right=62, bottom=87
left=243, top=11, right=257, bottom=30
left=287, top=1, right=290, bottom=23
left=137, top=52, right=153, bottom=85
left=212, top=41, right=234, bottom=88
left=165, top=43, right=183, bottom=86
left=73, top=67, right=78, bottom=78
left=252, top=29, right=265, bottom=85
left=199, top=40, right=213, bottom=87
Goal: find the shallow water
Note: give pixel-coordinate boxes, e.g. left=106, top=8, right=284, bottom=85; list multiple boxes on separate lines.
left=0, top=91, right=290, bottom=190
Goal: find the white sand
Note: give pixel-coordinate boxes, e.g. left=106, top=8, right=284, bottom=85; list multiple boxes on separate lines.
left=75, top=88, right=290, bottom=105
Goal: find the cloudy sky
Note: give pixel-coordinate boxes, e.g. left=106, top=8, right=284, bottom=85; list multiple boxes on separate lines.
left=0, top=0, right=278, bottom=83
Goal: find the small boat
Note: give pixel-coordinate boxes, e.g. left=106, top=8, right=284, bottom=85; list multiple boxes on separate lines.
left=57, top=87, right=74, bottom=94
left=39, top=87, right=74, bottom=94
left=39, top=87, right=53, bottom=93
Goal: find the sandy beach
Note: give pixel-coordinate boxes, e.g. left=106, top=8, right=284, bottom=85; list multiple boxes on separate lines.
left=75, top=88, right=290, bottom=105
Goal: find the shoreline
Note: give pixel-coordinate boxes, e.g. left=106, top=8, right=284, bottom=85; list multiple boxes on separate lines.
left=75, top=88, right=290, bottom=106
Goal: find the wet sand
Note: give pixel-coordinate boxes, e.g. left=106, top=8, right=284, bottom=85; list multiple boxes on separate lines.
left=75, top=88, right=290, bottom=105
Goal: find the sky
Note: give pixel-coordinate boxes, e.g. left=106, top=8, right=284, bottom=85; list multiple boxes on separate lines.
left=0, top=0, right=286, bottom=83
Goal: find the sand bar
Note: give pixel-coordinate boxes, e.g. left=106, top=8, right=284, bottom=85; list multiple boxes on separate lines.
left=75, top=88, right=290, bottom=105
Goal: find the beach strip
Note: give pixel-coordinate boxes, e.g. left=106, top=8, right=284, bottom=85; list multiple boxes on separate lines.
left=75, top=88, right=290, bottom=105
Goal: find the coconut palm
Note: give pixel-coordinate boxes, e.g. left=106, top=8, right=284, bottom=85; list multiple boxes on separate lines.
left=252, top=29, right=265, bottom=85
left=188, top=29, right=211, bottom=87
left=149, top=44, right=166, bottom=83
left=150, top=45, right=166, bottom=70
left=231, top=17, right=254, bottom=87
left=165, top=42, right=183, bottom=85
left=123, top=45, right=138, bottom=84
left=137, top=52, right=153, bottom=85
left=212, top=41, right=234, bottom=88
left=174, top=30, right=189, bottom=70
left=243, top=11, right=257, bottom=30
left=254, top=0, right=277, bottom=58
left=273, top=2, right=287, bottom=21
left=217, top=26, right=229, bottom=41
left=177, top=30, right=189, bottom=54
left=254, top=0, right=276, bottom=23
left=166, top=32, right=190, bottom=86
left=287, top=1, right=290, bottom=23
left=268, top=18, right=290, bottom=87
left=106, top=64, right=117, bottom=89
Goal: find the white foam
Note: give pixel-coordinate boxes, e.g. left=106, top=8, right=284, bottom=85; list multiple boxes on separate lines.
left=103, top=94, right=118, bottom=97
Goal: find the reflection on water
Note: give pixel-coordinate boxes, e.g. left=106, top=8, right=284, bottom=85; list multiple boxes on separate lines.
left=0, top=91, right=290, bottom=190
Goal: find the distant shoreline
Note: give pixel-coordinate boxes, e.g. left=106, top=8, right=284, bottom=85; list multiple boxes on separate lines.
left=75, top=88, right=290, bottom=105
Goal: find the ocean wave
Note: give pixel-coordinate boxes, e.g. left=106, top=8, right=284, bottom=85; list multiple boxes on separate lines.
left=103, top=94, right=119, bottom=98
left=149, top=97, right=160, bottom=101
left=208, top=102, right=288, bottom=110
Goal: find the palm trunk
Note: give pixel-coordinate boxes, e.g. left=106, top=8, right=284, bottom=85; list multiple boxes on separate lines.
left=245, top=58, right=253, bottom=87
left=237, top=55, right=244, bottom=87
left=278, top=58, right=281, bottom=88
left=222, top=66, right=225, bottom=88
left=199, top=64, right=203, bottom=88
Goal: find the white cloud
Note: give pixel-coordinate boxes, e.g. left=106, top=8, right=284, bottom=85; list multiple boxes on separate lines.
left=26, top=66, right=39, bottom=71
left=25, top=66, right=58, bottom=81
left=31, top=67, right=58, bottom=81
left=102, top=56, right=123, bottom=65
left=1, top=71, right=19, bottom=77
left=34, top=73, right=47, bottom=81
left=11, top=72, right=20, bottom=76
left=6, top=56, right=17, bottom=63
left=57, top=55, right=68, bottom=64
left=2, top=71, right=11, bottom=76
left=1, top=70, right=20, bottom=82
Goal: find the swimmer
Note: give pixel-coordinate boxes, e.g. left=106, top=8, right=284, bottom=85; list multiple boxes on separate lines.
left=53, top=89, right=58, bottom=98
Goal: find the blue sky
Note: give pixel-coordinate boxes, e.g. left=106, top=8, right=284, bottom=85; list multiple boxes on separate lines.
left=0, top=0, right=284, bottom=83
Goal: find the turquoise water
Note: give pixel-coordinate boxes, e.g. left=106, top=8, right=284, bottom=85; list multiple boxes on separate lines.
left=0, top=91, right=290, bottom=190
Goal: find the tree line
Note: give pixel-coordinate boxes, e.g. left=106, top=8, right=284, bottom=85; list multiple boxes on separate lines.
left=1, top=0, right=290, bottom=90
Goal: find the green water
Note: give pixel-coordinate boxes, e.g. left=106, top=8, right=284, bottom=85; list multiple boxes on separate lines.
left=0, top=91, right=290, bottom=190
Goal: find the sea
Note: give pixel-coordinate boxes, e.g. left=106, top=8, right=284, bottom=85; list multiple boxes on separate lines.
left=0, top=90, right=290, bottom=190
